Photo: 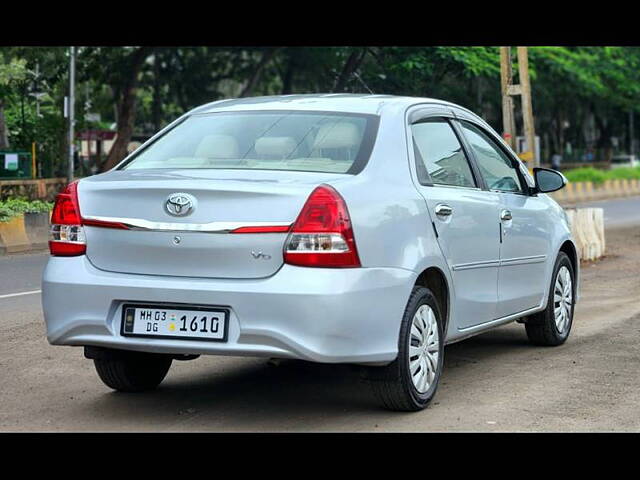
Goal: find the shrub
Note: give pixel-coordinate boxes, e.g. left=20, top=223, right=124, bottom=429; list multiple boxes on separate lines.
left=0, top=198, right=53, bottom=223
left=607, top=167, right=640, bottom=180
left=563, top=166, right=640, bottom=184
left=563, top=167, right=608, bottom=184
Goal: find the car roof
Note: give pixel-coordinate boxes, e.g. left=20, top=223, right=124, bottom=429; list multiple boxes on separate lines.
left=189, top=93, right=470, bottom=116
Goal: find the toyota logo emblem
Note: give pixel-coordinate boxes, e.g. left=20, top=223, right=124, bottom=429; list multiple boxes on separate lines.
left=165, top=193, right=196, bottom=217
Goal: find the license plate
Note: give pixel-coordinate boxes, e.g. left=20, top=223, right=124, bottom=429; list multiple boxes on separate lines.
left=121, top=303, right=228, bottom=342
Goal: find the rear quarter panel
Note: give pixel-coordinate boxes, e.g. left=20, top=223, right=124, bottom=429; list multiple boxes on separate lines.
left=326, top=104, right=455, bottom=339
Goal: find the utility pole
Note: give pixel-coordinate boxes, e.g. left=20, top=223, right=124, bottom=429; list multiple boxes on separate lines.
left=499, top=46, right=539, bottom=169
left=67, top=46, right=76, bottom=182
left=500, top=47, right=516, bottom=150
left=517, top=47, right=537, bottom=168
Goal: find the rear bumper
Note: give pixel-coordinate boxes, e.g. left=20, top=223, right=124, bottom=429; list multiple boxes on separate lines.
left=42, top=256, right=415, bottom=364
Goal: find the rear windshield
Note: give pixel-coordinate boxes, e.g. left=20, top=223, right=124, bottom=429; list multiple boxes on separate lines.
left=121, top=110, right=379, bottom=174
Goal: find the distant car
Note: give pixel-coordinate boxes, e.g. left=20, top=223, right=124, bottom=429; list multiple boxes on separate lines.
left=42, top=94, right=577, bottom=411
left=610, top=154, right=639, bottom=168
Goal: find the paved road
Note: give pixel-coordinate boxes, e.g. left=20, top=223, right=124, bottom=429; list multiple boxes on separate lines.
left=571, top=195, right=640, bottom=228
left=0, top=252, right=47, bottom=297
left=1, top=196, right=639, bottom=431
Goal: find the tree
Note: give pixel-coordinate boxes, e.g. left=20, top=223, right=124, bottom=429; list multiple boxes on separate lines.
left=0, top=50, right=28, bottom=149
left=81, top=46, right=154, bottom=171
left=6, top=45, right=640, bottom=175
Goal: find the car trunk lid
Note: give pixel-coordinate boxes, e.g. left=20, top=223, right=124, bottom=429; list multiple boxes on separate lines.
left=78, top=169, right=345, bottom=279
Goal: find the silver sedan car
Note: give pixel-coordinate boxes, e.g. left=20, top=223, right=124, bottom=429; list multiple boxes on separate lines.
left=42, top=94, right=577, bottom=411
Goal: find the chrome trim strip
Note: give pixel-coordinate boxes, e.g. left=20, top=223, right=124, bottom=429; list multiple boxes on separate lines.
left=82, top=216, right=291, bottom=234
left=499, top=254, right=547, bottom=266
left=452, top=260, right=501, bottom=271
left=452, top=254, right=547, bottom=271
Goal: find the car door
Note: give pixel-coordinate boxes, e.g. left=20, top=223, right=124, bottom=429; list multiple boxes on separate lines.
left=409, top=115, right=502, bottom=329
left=457, top=120, right=552, bottom=318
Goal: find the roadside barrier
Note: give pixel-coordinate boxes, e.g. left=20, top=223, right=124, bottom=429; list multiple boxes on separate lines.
left=23, top=211, right=51, bottom=250
left=0, top=211, right=50, bottom=255
left=0, top=215, right=32, bottom=255
left=565, top=208, right=605, bottom=261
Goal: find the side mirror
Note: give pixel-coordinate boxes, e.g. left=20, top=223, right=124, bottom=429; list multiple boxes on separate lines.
left=533, top=167, right=567, bottom=193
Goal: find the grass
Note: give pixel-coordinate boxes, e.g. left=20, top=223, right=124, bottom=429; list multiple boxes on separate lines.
left=0, top=198, right=53, bottom=223
left=563, top=166, right=640, bottom=185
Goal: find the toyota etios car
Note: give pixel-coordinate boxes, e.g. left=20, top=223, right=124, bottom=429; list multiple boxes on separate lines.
left=42, top=94, right=577, bottom=411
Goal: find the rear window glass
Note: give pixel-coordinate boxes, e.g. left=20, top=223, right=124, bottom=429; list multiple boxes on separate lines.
left=121, top=110, right=379, bottom=174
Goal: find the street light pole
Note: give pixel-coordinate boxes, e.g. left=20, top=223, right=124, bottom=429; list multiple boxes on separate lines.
left=630, top=110, right=635, bottom=157
left=68, top=46, right=76, bottom=182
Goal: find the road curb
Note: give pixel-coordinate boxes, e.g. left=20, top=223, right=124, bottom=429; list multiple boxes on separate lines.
left=552, top=179, right=640, bottom=204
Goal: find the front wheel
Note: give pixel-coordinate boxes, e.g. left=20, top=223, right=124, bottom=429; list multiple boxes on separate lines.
left=525, top=252, right=575, bottom=346
left=367, top=286, right=445, bottom=411
left=93, top=351, right=173, bottom=392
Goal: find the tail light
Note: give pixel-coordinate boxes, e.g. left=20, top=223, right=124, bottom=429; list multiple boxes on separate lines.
left=49, top=181, right=86, bottom=256
left=49, top=181, right=130, bottom=256
left=284, top=185, right=361, bottom=268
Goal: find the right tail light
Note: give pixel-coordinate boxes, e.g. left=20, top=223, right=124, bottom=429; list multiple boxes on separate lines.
left=284, top=185, right=361, bottom=268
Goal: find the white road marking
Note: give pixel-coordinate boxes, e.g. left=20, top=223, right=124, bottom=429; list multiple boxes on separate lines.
left=0, top=290, right=42, bottom=299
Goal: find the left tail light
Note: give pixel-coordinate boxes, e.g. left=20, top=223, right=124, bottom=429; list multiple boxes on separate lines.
left=49, top=181, right=86, bottom=256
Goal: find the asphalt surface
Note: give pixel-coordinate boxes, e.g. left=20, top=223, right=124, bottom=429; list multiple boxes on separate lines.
left=1, top=196, right=639, bottom=431
left=572, top=194, right=640, bottom=228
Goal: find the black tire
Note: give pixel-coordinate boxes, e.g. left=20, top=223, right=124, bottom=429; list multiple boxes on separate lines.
left=93, top=351, right=173, bottom=392
left=367, top=286, right=445, bottom=411
left=525, top=252, right=575, bottom=346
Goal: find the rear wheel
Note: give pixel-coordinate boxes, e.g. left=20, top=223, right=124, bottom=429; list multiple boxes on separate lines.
left=93, top=351, right=173, bottom=392
left=525, top=252, right=575, bottom=346
left=367, top=286, right=444, bottom=411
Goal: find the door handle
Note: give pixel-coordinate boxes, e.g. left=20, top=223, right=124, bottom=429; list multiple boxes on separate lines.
left=435, top=204, right=453, bottom=217
left=500, top=209, right=512, bottom=221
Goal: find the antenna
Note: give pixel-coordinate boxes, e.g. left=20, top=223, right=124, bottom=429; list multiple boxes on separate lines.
left=353, top=71, right=373, bottom=94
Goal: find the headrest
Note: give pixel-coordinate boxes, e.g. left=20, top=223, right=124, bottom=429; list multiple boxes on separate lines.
left=254, top=136, right=297, bottom=158
left=312, top=122, right=361, bottom=150
left=195, top=134, right=240, bottom=159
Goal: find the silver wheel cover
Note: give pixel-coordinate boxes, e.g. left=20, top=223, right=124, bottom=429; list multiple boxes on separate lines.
left=553, top=266, right=573, bottom=334
left=409, top=304, right=440, bottom=393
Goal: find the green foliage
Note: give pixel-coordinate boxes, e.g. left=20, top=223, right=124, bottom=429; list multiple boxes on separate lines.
left=607, top=167, right=640, bottom=180
left=4, top=46, right=640, bottom=173
left=0, top=54, right=27, bottom=87
left=1, top=47, right=68, bottom=175
left=564, top=167, right=609, bottom=184
left=564, top=166, right=640, bottom=184
left=0, top=197, right=52, bottom=222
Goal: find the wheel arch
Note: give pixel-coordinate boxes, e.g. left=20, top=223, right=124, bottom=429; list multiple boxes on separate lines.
left=545, top=238, right=580, bottom=307
left=414, top=266, right=450, bottom=335
left=559, top=239, right=579, bottom=289
left=558, top=240, right=579, bottom=273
